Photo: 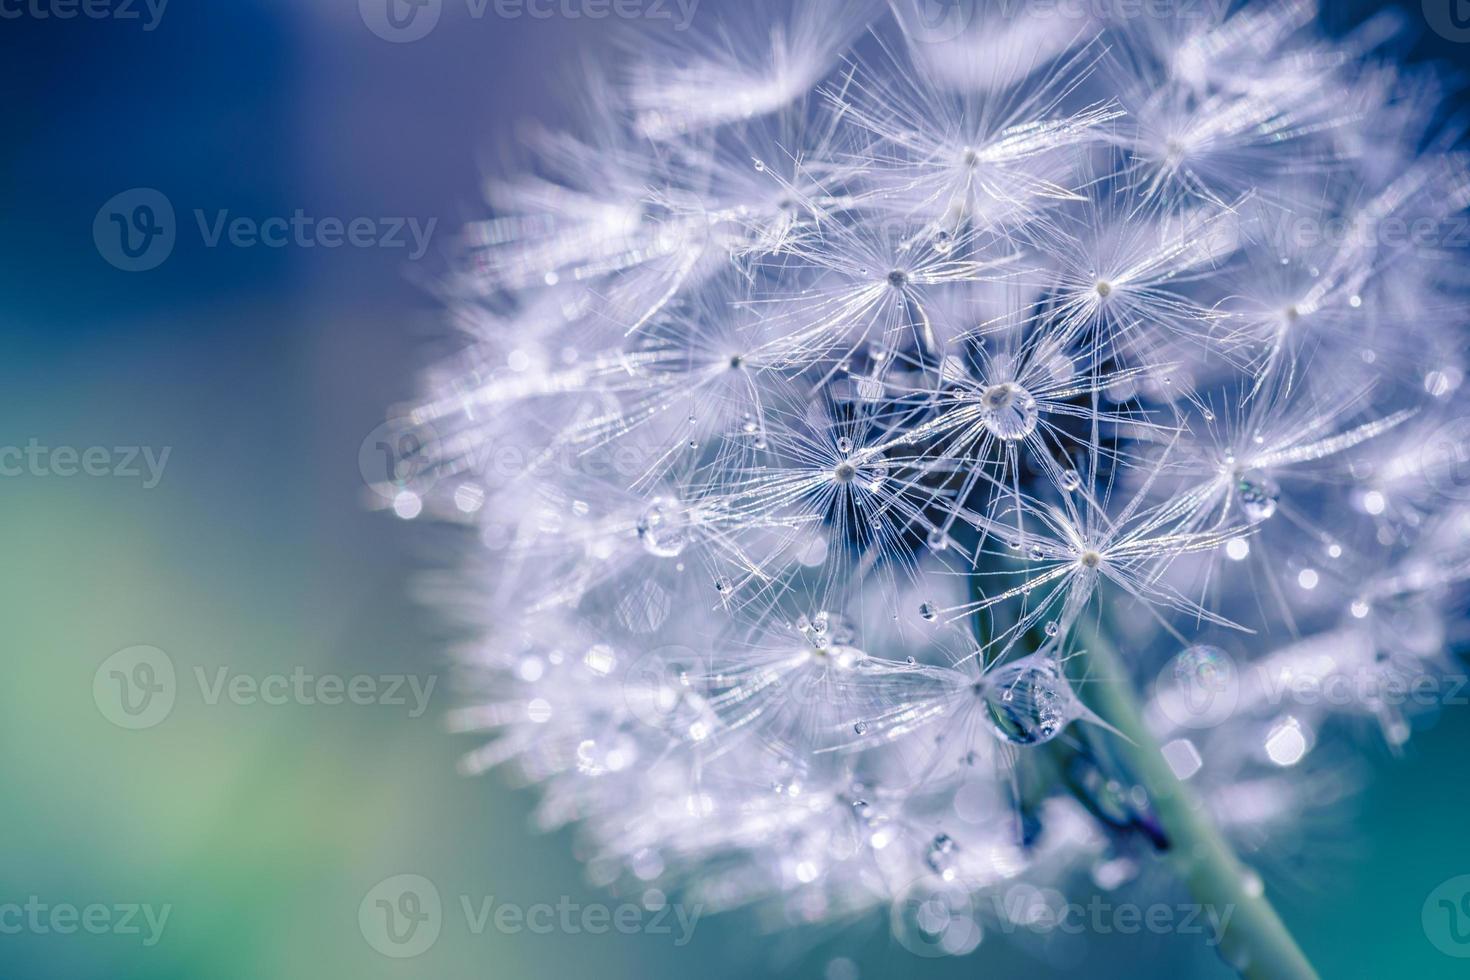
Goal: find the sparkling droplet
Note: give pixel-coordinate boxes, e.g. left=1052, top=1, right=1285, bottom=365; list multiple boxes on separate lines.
left=919, top=601, right=938, bottom=622
left=978, top=656, right=1075, bottom=745
left=854, top=721, right=869, bottom=735
left=1059, top=469, right=1081, bottom=492
left=977, top=382, right=1038, bottom=441
left=836, top=436, right=854, bottom=453
left=636, top=496, right=693, bottom=557
left=1044, top=620, right=1059, bottom=637
left=1237, top=470, right=1280, bottom=523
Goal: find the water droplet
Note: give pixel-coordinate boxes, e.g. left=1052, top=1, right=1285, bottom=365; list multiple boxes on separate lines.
left=978, top=656, right=1075, bottom=745
left=854, top=721, right=869, bottom=735
left=636, top=496, right=693, bottom=557
left=1059, top=469, right=1081, bottom=492
left=977, top=382, right=1038, bottom=441
left=927, top=529, right=948, bottom=551
left=836, top=436, right=853, bottom=453
left=919, top=601, right=938, bottom=622
left=1236, top=470, right=1280, bottom=523
left=1044, top=620, right=1059, bottom=637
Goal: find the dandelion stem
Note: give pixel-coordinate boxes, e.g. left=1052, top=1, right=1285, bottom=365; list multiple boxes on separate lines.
left=1073, top=625, right=1319, bottom=980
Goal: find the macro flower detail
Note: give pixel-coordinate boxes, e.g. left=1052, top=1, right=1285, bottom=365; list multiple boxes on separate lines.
left=389, top=2, right=1470, bottom=975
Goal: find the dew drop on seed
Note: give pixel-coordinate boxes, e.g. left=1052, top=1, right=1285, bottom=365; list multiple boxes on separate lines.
left=919, top=601, right=937, bottom=622
left=977, top=382, right=1038, bottom=440
left=1060, top=469, right=1081, bottom=492
left=1237, top=470, right=1280, bottom=523
left=979, top=657, right=1071, bottom=745
left=637, top=496, right=692, bottom=557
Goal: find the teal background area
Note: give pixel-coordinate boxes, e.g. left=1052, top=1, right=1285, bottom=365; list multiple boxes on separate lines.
left=2, top=1, right=1468, bottom=977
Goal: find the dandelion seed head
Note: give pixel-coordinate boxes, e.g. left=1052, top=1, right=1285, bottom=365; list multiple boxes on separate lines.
left=402, top=0, right=1470, bottom=955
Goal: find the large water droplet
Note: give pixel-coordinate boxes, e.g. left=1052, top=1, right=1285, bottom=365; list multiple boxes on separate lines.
left=978, top=656, right=1076, bottom=745
left=636, top=496, right=693, bottom=557
left=977, top=382, right=1038, bottom=441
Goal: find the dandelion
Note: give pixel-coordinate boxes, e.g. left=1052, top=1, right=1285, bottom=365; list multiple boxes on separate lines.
left=397, top=3, right=1470, bottom=975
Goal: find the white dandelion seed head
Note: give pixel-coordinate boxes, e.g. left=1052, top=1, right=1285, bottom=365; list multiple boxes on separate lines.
left=397, top=0, right=1470, bottom=959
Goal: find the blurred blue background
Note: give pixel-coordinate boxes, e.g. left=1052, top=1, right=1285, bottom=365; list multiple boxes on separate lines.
left=2, top=0, right=1469, bottom=977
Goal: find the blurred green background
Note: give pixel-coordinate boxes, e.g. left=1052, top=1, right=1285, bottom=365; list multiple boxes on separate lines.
left=3, top=1, right=1468, bottom=977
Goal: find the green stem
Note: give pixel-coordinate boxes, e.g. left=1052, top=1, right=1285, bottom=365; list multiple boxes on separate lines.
left=1074, top=627, right=1319, bottom=980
